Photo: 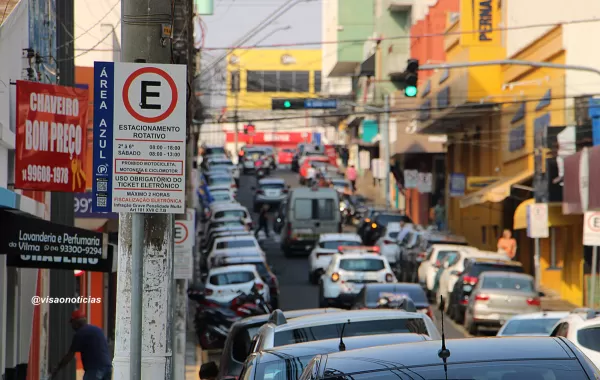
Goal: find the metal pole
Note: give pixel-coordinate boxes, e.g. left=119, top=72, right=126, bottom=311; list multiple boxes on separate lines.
left=382, top=94, right=391, bottom=208
left=130, top=213, right=144, bottom=380
left=534, top=238, right=541, bottom=291
left=234, top=88, right=240, bottom=161
left=591, top=246, right=598, bottom=308
left=419, top=60, right=600, bottom=77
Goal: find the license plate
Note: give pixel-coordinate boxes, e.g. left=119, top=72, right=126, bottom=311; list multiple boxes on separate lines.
left=463, top=285, right=473, bottom=292
left=267, top=190, right=279, bottom=196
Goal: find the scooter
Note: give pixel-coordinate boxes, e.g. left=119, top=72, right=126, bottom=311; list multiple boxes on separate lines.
left=230, top=284, right=273, bottom=317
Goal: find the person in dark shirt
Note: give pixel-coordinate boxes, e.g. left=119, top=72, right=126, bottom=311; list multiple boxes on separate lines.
left=51, top=310, right=112, bottom=380
left=255, top=204, right=270, bottom=238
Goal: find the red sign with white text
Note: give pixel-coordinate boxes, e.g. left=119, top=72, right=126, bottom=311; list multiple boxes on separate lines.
left=225, top=132, right=310, bottom=144
left=15, top=81, right=89, bottom=192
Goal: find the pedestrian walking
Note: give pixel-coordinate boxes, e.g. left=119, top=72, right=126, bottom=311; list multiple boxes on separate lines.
left=497, top=229, right=518, bottom=259
left=255, top=204, right=270, bottom=238
left=50, top=310, right=112, bottom=380
left=306, top=164, right=317, bottom=186
left=432, top=199, right=446, bottom=231
left=346, top=165, right=357, bottom=192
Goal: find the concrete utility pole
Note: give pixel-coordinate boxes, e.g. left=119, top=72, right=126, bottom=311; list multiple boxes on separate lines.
left=113, top=1, right=174, bottom=379
left=420, top=59, right=600, bottom=290
left=382, top=94, right=391, bottom=208
left=234, top=86, right=240, bottom=159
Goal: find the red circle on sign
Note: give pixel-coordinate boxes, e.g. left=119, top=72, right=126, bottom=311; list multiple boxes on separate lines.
left=175, top=221, right=188, bottom=244
left=586, top=212, right=600, bottom=232
left=122, top=67, right=178, bottom=123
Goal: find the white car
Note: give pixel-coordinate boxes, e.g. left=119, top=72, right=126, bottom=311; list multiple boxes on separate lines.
left=204, top=264, right=269, bottom=304
left=319, top=252, right=396, bottom=307
left=374, top=222, right=404, bottom=265
left=417, top=244, right=472, bottom=295
left=207, top=173, right=237, bottom=194
left=209, top=203, right=253, bottom=230
left=308, top=233, right=363, bottom=284
left=206, top=235, right=264, bottom=270
left=208, top=184, right=236, bottom=198
left=207, top=159, right=240, bottom=184
left=436, top=249, right=509, bottom=311
left=497, top=311, right=569, bottom=336
left=210, top=190, right=235, bottom=204
left=550, top=309, right=600, bottom=367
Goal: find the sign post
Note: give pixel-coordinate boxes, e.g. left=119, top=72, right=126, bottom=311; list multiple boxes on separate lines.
left=583, top=211, right=600, bottom=307
left=526, top=203, right=549, bottom=289
left=93, top=60, right=186, bottom=380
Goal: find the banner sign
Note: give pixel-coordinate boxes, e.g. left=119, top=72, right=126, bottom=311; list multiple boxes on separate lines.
left=0, top=210, right=111, bottom=272
left=74, top=192, right=118, bottom=218
left=15, top=81, right=89, bottom=192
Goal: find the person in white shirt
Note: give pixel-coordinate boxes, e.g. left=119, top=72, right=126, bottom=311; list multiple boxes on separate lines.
left=306, top=165, right=316, bottom=186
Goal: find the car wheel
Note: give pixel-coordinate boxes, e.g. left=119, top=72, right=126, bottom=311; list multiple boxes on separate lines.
left=310, top=270, right=322, bottom=285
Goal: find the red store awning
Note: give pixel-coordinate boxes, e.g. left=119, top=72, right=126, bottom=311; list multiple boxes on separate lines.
left=562, top=150, right=583, bottom=215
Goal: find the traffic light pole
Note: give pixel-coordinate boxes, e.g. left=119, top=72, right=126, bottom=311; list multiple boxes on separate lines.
left=234, top=89, right=240, bottom=160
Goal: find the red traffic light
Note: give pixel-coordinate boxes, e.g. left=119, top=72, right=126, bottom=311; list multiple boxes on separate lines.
left=244, top=124, right=255, bottom=135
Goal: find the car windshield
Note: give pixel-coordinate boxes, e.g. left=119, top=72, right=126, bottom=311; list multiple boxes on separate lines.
left=388, top=232, right=399, bottom=239
left=577, top=326, right=600, bottom=352
left=341, top=359, right=589, bottom=380
left=255, top=355, right=314, bottom=380
left=339, top=258, right=385, bottom=272
left=294, top=199, right=336, bottom=220
left=208, top=271, right=254, bottom=286
left=366, top=286, right=427, bottom=305
left=209, top=176, right=231, bottom=185
left=206, top=147, right=226, bottom=155
left=211, top=221, right=243, bottom=229
left=210, top=166, right=231, bottom=172
left=500, top=318, right=561, bottom=335
left=481, top=276, right=535, bottom=292
left=215, top=240, right=256, bottom=249
left=214, top=210, right=246, bottom=219
left=471, top=263, right=525, bottom=276
left=319, top=240, right=361, bottom=249
left=376, top=214, right=407, bottom=226
left=436, top=250, right=459, bottom=262
left=261, top=183, right=285, bottom=190
left=274, top=318, right=428, bottom=347
left=212, top=193, right=232, bottom=201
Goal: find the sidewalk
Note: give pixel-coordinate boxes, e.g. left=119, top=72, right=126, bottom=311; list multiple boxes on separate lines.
left=540, top=285, right=579, bottom=311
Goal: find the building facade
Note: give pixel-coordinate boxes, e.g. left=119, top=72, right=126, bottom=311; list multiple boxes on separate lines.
left=414, top=0, right=600, bottom=306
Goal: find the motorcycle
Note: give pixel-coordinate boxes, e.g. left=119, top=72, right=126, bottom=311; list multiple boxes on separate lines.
left=340, top=199, right=355, bottom=226
left=230, top=283, right=273, bottom=317
left=255, top=159, right=268, bottom=180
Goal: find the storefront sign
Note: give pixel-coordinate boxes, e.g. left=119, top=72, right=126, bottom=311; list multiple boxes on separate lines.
left=14, top=81, right=89, bottom=192
left=466, top=177, right=498, bottom=191
left=477, top=0, right=494, bottom=41
left=449, top=173, right=466, bottom=197
left=281, top=54, right=296, bottom=65
left=0, top=209, right=111, bottom=272
left=74, top=192, right=118, bottom=218
left=404, top=170, right=418, bottom=189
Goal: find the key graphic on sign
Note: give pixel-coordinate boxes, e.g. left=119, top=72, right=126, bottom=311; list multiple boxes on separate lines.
left=71, top=158, right=86, bottom=191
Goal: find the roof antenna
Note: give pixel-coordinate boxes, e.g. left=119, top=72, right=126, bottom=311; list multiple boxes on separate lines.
left=437, top=296, right=450, bottom=380
left=339, top=319, right=351, bottom=351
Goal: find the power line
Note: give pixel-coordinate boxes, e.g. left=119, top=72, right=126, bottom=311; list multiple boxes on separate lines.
left=56, top=0, right=120, bottom=50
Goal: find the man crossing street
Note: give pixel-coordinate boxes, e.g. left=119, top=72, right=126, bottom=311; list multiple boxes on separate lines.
left=255, top=204, right=270, bottom=238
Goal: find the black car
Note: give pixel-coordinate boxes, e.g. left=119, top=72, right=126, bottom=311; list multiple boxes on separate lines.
left=356, top=207, right=388, bottom=240
left=216, top=308, right=341, bottom=380
left=238, top=333, right=430, bottom=380
left=448, top=258, right=525, bottom=324
left=299, top=336, right=600, bottom=380
left=352, top=283, right=433, bottom=320
left=362, top=211, right=412, bottom=245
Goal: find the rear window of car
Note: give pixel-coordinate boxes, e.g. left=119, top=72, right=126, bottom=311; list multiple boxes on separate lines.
left=215, top=240, right=255, bottom=249
left=577, top=326, right=600, bottom=352
left=471, top=263, right=525, bottom=276
left=436, top=250, right=459, bottom=262
left=209, top=176, right=231, bottom=185
left=206, top=147, right=226, bottom=155
left=282, top=148, right=295, bottom=153
left=209, top=271, right=254, bottom=286
left=388, top=232, right=399, bottom=239
left=481, top=276, right=534, bottom=292
left=255, top=355, right=314, bottom=380
left=375, top=214, right=408, bottom=226
left=366, top=287, right=427, bottom=305
left=261, top=183, right=285, bottom=190
left=273, top=318, right=428, bottom=347
left=319, top=240, right=361, bottom=249
left=211, top=221, right=244, bottom=229
left=501, top=318, right=561, bottom=335
left=214, top=210, right=246, bottom=219
left=339, top=258, right=385, bottom=272
left=294, top=199, right=336, bottom=220
left=340, top=359, right=589, bottom=380
left=212, top=193, right=231, bottom=201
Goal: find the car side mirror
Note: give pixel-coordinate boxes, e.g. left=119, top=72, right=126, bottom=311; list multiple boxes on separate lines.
left=200, top=362, right=219, bottom=380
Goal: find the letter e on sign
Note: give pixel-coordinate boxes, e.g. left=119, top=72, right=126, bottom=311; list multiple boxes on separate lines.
left=122, top=67, right=178, bottom=123
left=583, top=211, right=600, bottom=246
left=174, top=220, right=194, bottom=249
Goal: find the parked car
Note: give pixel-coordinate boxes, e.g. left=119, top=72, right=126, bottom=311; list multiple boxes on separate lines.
left=550, top=308, right=600, bottom=368
left=351, top=283, right=433, bottom=320
left=374, top=222, right=404, bottom=266
left=308, top=233, right=362, bottom=284
left=204, top=264, right=269, bottom=304
left=498, top=311, right=569, bottom=336
left=252, top=178, right=288, bottom=212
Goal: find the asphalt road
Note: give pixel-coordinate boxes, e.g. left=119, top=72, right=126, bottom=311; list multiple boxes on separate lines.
left=236, top=169, right=470, bottom=339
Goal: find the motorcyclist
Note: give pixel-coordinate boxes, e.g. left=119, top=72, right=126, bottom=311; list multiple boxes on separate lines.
left=255, top=204, right=270, bottom=238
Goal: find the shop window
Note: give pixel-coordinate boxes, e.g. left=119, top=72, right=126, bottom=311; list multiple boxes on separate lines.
left=263, top=71, right=278, bottom=92
left=314, top=71, right=321, bottom=93
left=294, top=71, right=310, bottom=92
left=246, top=71, right=263, bottom=92
left=481, top=226, right=487, bottom=245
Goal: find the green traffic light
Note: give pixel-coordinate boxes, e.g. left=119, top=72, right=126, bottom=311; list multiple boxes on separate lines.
left=405, top=86, right=418, bottom=97
left=284, top=100, right=291, bottom=108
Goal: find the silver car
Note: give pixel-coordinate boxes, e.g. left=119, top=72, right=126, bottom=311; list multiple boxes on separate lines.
left=464, top=271, right=542, bottom=335
left=252, top=178, right=288, bottom=212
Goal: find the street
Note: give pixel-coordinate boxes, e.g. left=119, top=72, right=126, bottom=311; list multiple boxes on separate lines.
left=235, top=169, right=470, bottom=339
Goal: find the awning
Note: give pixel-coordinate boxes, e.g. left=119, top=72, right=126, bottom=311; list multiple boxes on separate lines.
left=513, top=199, right=581, bottom=230
left=460, top=169, right=534, bottom=208
left=419, top=102, right=498, bottom=135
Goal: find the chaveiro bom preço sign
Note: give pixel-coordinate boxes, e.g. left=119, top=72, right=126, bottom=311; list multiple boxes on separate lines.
left=15, top=81, right=89, bottom=192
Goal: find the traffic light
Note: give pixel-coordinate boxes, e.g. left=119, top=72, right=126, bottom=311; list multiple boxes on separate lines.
left=404, top=59, right=419, bottom=97
left=272, top=98, right=306, bottom=110
left=243, top=124, right=255, bottom=135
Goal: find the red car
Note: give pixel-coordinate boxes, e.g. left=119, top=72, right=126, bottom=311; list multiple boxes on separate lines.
left=277, top=148, right=295, bottom=165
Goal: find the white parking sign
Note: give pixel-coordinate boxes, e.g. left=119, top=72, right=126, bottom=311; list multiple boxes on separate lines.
left=583, top=211, right=600, bottom=246
left=526, top=203, right=549, bottom=238
left=92, top=62, right=187, bottom=214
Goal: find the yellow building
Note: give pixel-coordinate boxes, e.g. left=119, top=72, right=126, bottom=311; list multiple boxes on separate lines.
left=413, top=3, right=585, bottom=305
left=225, top=49, right=322, bottom=110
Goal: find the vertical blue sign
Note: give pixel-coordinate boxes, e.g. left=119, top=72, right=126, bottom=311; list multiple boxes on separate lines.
left=590, top=98, right=600, bottom=146
left=92, top=62, right=115, bottom=212
left=312, top=132, right=322, bottom=145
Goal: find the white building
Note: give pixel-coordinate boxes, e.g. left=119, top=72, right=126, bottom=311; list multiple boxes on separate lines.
left=74, top=0, right=121, bottom=67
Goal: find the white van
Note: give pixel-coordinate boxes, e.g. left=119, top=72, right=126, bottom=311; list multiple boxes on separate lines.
left=280, top=187, right=341, bottom=257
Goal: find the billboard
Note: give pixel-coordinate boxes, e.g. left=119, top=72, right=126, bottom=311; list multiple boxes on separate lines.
left=14, top=81, right=89, bottom=192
